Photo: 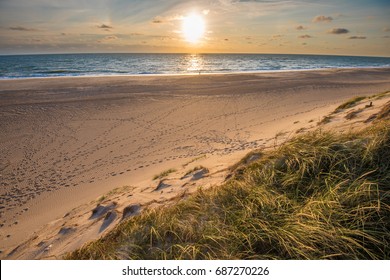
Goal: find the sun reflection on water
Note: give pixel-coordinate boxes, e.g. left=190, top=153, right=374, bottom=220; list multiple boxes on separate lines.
left=186, top=54, right=204, bottom=74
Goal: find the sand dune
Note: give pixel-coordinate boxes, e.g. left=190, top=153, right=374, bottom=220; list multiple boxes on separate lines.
left=0, top=68, right=389, bottom=259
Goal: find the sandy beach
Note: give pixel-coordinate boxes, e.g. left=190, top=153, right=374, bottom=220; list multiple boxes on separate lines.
left=1, top=68, right=389, bottom=259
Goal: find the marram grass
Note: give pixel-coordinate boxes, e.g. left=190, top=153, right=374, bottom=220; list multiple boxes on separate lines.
left=67, top=120, right=390, bottom=260
left=334, top=96, right=366, bottom=112
left=153, top=168, right=177, bottom=180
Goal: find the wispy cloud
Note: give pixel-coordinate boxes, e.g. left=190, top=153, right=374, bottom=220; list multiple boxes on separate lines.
left=9, top=26, right=38, bottom=31
left=97, top=24, right=113, bottom=29
left=313, top=15, right=333, bottom=23
left=296, top=25, right=307, bottom=30
left=97, top=35, right=119, bottom=43
left=151, top=15, right=183, bottom=24
left=152, top=17, right=164, bottom=24
left=104, top=35, right=118, bottom=40
left=383, top=27, right=390, bottom=32
left=298, top=34, right=312, bottom=39
left=327, top=28, right=349, bottom=34
left=348, top=36, right=366, bottom=39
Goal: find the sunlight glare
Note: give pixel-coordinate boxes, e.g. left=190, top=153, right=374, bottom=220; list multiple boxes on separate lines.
left=182, top=13, right=205, bottom=44
left=186, top=54, right=204, bottom=73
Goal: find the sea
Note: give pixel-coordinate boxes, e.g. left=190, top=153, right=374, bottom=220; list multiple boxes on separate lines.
left=0, top=53, right=389, bottom=79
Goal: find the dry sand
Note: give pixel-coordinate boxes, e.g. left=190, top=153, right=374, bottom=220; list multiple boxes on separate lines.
left=0, top=68, right=389, bottom=259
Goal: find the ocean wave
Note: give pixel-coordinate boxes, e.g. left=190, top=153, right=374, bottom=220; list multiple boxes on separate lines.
left=1, top=53, right=390, bottom=79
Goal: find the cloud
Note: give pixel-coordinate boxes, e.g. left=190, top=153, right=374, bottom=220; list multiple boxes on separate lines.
left=383, top=27, right=390, bottom=32
left=104, top=35, right=118, bottom=40
left=313, top=15, right=333, bottom=23
left=9, top=26, right=37, bottom=31
left=298, top=34, right=312, bottom=39
left=97, top=35, right=119, bottom=43
left=152, top=18, right=163, bottom=24
left=327, top=28, right=349, bottom=34
left=151, top=15, right=183, bottom=24
left=348, top=36, right=366, bottom=39
left=98, top=24, right=113, bottom=29
left=296, top=25, right=307, bottom=30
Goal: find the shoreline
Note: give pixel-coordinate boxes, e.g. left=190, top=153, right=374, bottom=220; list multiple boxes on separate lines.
left=1, top=66, right=390, bottom=81
left=1, top=67, right=389, bottom=259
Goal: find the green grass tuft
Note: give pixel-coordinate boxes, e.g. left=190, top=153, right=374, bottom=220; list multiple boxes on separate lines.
left=184, top=166, right=209, bottom=177
left=318, top=115, right=333, bottom=125
left=153, top=168, right=177, bottom=180
left=67, top=120, right=390, bottom=260
left=335, top=96, right=366, bottom=112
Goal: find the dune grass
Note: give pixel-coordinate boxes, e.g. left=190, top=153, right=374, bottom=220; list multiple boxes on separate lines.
left=334, top=96, right=367, bottom=112
left=67, top=120, right=390, bottom=260
left=376, top=101, right=390, bottom=120
left=334, top=91, right=389, bottom=114
left=183, top=166, right=209, bottom=177
left=318, top=115, right=333, bottom=125
left=152, top=168, right=177, bottom=180
left=371, top=91, right=390, bottom=100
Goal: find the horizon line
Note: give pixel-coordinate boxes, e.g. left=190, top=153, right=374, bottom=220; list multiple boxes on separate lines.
left=1, top=52, right=390, bottom=58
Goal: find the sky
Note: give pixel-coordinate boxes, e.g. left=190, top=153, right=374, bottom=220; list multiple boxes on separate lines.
left=0, top=0, right=389, bottom=56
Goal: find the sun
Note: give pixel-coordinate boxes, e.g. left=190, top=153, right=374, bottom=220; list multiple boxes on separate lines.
left=182, top=13, right=205, bottom=44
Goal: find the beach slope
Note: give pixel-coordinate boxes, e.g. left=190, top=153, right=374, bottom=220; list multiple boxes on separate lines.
left=0, top=68, right=389, bottom=259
